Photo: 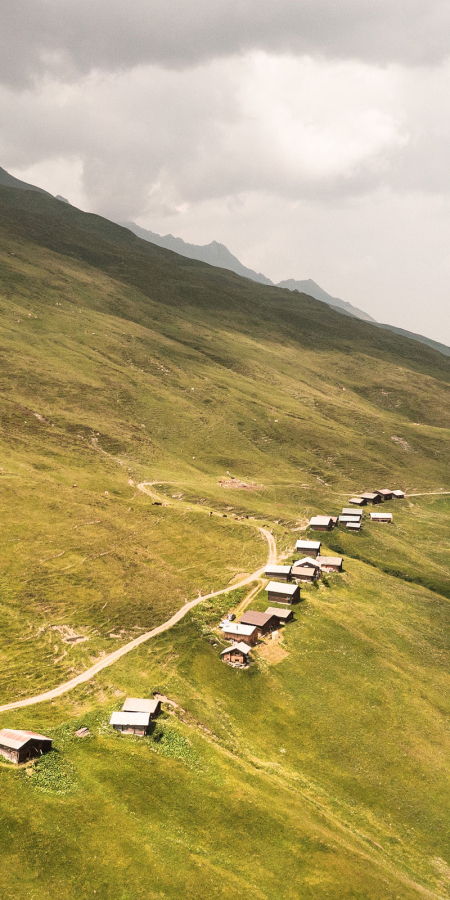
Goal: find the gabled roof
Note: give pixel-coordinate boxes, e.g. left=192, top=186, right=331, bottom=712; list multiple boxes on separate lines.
left=376, top=489, right=393, bottom=496
left=292, top=556, right=321, bottom=568
left=361, top=492, right=378, bottom=499
left=264, top=564, right=292, bottom=575
left=317, top=556, right=343, bottom=566
left=370, top=511, right=393, bottom=519
left=339, top=515, right=361, bottom=522
left=220, top=642, right=250, bottom=656
left=291, top=566, right=316, bottom=577
left=122, top=698, right=159, bottom=714
left=110, top=711, right=151, bottom=727
left=309, top=515, right=332, bottom=526
left=220, top=621, right=257, bottom=636
left=240, top=610, right=274, bottom=627
left=392, top=490, right=405, bottom=497
left=295, top=540, right=321, bottom=550
left=266, top=581, right=298, bottom=594
left=346, top=522, right=361, bottom=529
left=265, top=607, right=292, bottom=619
left=0, top=729, right=51, bottom=750
left=342, top=508, right=362, bottom=516
left=349, top=497, right=365, bottom=504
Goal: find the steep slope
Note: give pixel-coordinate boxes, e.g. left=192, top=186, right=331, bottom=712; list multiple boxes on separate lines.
left=0, top=183, right=449, bottom=900
left=278, top=276, right=376, bottom=322
left=0, top=165, right=52, bottom=196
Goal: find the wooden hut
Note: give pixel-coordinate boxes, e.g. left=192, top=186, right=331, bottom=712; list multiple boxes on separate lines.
left=221, top=643, right=251, bottom=667
left=392, top=490, right=405, bottom=499
left=376, top=489, right=394, bottom=501
left=360, top=492, right=382, bottom=505
left=342, top=508, right=362, bottom=517
left=110, top=711, right=152, bottom=736
left=346, top=521, right=361, bottom=531
left=266, top=581, right=301, bottom=604
left=370, top=511, right=393, bottom=523
left=316, top=556, right=343, bottom=573
left=122, top=697, right=161, bottom=718
left=265, top=606, right=294, bottom=625
left=291, top=563, right=320, bottom=583
left=264, top=564, right=292, bottom=582
left=339, top=515, right=361, bottom=525
left=239, top=610, right=278, bottom=635
left=308, top=515, right=333, bottom=531
left=295, top=539, right=321, bottom=557
left=0, top=729, right=52, bottom=764
left=220, top=621, right=259, bottom=645
left=349, top=497, right=366, bottom=506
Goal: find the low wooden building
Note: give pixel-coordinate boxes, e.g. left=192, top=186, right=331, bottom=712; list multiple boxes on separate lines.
left=266, top=581, right=301, bottom=604
left=239, top=610, right=278, bottom=635
left=346, top=521, right=361, bottom=531
left=221, top=642, right=251, bottom=667
left=370, top=511, right=393, bottom=523
left=349, top=497, right=366, bottom=506
left=295, top=539, right=321, bottom=557
left=360, top=492, right=382, bottom=505
left=342, top=508, right=362, bottom=517
left=264, top=564, right=292, bottom=582
left=265, top=606, right=294, bottom=625
left=316, top=555, right=343, bottom=573
left=339, top=515, right=361, bottom=525
left=376, top=489, right=394, bottom=501
left=122, top=697, right=161, bottom=718
left=291, top=564, right=319, bottom=583
left=110, top=711, right=152, bottom=735
left=0, top=729, right=52, bottom=764
left=309, top=515, right=333, bottom=531
left=392, top=489, right=405, bottom=499
left=220, top=621, right=259, bottom=645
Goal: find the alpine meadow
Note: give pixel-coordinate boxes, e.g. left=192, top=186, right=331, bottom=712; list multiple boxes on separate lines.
left=0, top=182, right=449, bottom=900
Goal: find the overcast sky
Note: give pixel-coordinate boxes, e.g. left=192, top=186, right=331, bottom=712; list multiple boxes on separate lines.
left=2, top=1, right=450, bottom=344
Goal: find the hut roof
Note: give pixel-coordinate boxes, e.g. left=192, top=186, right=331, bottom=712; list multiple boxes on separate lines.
left=377, top=489, right=393, bottom=496
left=317, top=556, right=343, bottom=566
left=266, top=581, right=298, bottom=595
left=0, top=729, right=50, bottom=750
left=265, top=607, right=292, bottom=619
left=264, top=564, right=292, bottom=575
left=110, top=711, right=151, bottom=727
left=295, top=540, right=321, bottom=550
left=220, top=621, right=257, bottom=637
left=122, top=698, right=160, bottom=714
left=349, top=497, right=365, bottom=504
left=361, top=492, right=378, bottom=500
left=291, top=566, right=316, bottom=577
left=342, top=508, right=362, bottom=516
left=392, top=490, right=405, bottom=497
left=370, top=511, right=393, bottom=520
left=309, top=516, right=332, bottom=526
left=220, top=642, right=250, bottom=657
left=240, top=610, right=274, bottom=628
left=292, top=556, right=321, bottom=568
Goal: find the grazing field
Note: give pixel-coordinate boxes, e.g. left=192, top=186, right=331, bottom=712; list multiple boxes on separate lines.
left=0, top=184, right=449, bottom=899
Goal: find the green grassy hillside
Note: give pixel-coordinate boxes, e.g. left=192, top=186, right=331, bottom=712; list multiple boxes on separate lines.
left=0, top=183, right=449, bottom=899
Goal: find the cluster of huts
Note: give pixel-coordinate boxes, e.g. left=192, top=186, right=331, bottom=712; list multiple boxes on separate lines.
left=218, top=539, right=344, bottom=668
left=309, top=488, right=404, bottom=533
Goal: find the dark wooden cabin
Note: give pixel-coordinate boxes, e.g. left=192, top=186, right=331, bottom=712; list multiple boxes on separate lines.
left=0, top=729, right=52, bottom=764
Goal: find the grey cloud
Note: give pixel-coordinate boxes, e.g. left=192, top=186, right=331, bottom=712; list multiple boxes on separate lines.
left=1, top=0, right=450, bottom=88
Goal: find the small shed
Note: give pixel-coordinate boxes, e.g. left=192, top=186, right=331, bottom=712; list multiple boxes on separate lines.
left=342, top=508, right=362, bottom=518
left=266, top=581, right=301, bottom=604
left=295, top=539, right=321, bottom=557
left=316, top=556, right=343, bottom=573
left=309, top=515, right=333, bottom=531
left=239, top=610, right=278, bottom=635
left=264, top=564, right=292, bottom=582
left=346, top=521, right=361, bottom=531
left=221, top=643, right=251, bottom=668
left=122, top=697, right=161, bottom=718
left=376, top=489, right=394, bottom=501
left=220, top=621, right=259, bottom=645
left=370, top=511, right=393, bottom=523
left=110, top=711, right=152, bottom=735
left=392, top=490, right=405, bottom=499
left=0, top=729, right=52, bottom=764
left=360, top=492, right=382, bottom=505
left=338, top=515, right=361, bottom=524
left=349, top=497, right=366, bottom=506
left=265, top=606, right=294, bottom=624
left=291, top=564, right=319, bottom=583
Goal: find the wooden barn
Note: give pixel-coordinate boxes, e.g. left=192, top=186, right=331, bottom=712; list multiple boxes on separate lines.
left=122, top=697, right=161, bottom=718
left=342, top=508, right=362, bottom=517
left=0, top=729, right=52, bottom=764
left=346, top=521, right=361, bottom=531
left=110, top=711, right=152, bottom=735
left=264, top=564, right=292, bottom=582
left=376, top=489, right=394, bottom=501
left=338, top=515, right=361, bottom=525
left=370, top=511, right=393, bottom=523
left=220, top=621, right=259, bottom=645
left=309, top=515, right=333, bottom=531
left=392, top=489, right=405, bottom=499
left=266, top=581, right=301, bottom=604
left=221, top=642, right=251, bottom=668
left=316, top=556, right=343, bottom=573
left=239, top=610, right=278, bottom=635
left=295, top=539, right=321, bottom=557
left=265, top=606, right=294, bottom=625
left=291, top=563, right=320, bottom=583
left=349, top=497, right=366, bottom=506
left=360, top=492, right=382, bottom=505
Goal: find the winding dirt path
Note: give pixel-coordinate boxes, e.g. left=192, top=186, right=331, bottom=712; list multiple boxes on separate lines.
left=0, top=487, right=277, bottom=713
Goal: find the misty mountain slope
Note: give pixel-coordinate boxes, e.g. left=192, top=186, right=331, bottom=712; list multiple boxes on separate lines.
left=0, top=165, right=52, bottom=196
left=0, top=183, right=449, bottom=900
left=278, top=277, right=376, bottom=322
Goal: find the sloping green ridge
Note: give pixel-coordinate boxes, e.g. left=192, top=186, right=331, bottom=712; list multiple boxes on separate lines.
left=0, top=184, right=449, bottom=899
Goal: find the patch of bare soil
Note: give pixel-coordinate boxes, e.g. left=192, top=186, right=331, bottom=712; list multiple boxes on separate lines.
left=255, top=632, right=289, bottom=665
left=391, top=434, right=412, bottom=451
left=218, top=477, right=264, bottom=490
